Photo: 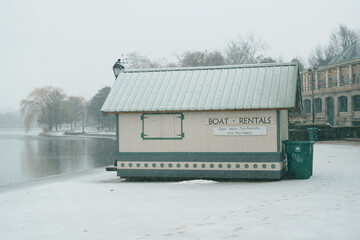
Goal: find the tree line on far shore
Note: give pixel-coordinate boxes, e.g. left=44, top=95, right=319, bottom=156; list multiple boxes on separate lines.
left=125, top=32, right=304, bottom=70
left=20, top=86, right=114, bottom=132
left=19, top=24, right=359, bottom=132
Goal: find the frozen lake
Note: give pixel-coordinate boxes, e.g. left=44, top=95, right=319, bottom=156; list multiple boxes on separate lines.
left=0, top=128, right=117, bottom=186
left=0, top=141, right=359, bottom=239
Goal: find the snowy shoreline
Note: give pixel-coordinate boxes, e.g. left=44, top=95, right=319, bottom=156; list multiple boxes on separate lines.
left=40, top=130, right=116, bottom=139
left=1, top=142, right=360, bottom=240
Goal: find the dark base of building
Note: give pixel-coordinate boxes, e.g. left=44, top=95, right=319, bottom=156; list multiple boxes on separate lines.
left=116, top=152, right=287, bottom=180
left=117, top=169, right=286, bottom=180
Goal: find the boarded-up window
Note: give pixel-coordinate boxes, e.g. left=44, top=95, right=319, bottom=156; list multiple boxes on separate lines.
left=141, top=113, right=184, bottom=140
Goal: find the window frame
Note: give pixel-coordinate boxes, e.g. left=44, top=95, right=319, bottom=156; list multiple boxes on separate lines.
left=141, top=113, right=184, bottom=140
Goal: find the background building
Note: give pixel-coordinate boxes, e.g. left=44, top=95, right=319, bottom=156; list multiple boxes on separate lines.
left=296, top=44, right=360, bottom=126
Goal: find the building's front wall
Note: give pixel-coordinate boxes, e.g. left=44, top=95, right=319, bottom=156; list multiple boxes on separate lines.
left=298, top=60, right=360, bottom=126
left=116, top=110, right=289, bottom=180
left=118, top=110, right=281, bottom=153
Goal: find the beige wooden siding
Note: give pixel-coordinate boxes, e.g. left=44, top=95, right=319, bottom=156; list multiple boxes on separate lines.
left=118, top=110, right=279, bottom=153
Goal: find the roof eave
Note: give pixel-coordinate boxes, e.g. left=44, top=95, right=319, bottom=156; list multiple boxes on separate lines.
left=102, top=107, right=293, bottom=115
left=121, top=62, right=298, bottom=73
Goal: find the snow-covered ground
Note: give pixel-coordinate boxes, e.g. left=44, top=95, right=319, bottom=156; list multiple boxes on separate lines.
left=0, top=142, right=359, bottom=240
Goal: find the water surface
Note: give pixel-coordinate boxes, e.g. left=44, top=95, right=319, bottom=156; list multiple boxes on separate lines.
left=0, top=128, right=117, bottom=186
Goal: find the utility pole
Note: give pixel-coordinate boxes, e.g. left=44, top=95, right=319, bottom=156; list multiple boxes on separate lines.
left=308, top=67, right=317, bottom=124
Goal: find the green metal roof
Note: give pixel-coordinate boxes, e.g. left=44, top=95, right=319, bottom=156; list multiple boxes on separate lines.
left=101, top=63, right=300, bottom=113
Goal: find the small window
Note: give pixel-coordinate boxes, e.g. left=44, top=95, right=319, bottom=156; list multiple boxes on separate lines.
left=304, top=99, right=311, bottom=113
left=340, top=76, right=344, bottom=86
left=318, top=78, right=326, bottom=89
left=338, top=96, right=348, bottom=112
left=141, top=113, right=184, bottom=140
left=314, top=98, right=322, bottom=113
left=329, top=77, right=338, bottom=88
left=353, top=95, right=360, bottom=111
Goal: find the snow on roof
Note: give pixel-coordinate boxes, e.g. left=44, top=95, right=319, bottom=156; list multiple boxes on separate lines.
left=101, top=63, right=300, bottom=113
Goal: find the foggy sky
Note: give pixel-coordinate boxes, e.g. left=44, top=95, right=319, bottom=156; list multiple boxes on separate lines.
left=1, top=0, right=359, bottom=112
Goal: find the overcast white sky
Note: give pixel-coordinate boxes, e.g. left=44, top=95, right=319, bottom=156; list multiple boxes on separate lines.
left=1, top=0, right=359, bottom=112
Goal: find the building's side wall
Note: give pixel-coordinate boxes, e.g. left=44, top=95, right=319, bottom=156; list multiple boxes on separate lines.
left=301, top=90, right=360, bottom=126
left=279, top=110, right=289, bottom=147
left=118, top=110, right=278, bottom=153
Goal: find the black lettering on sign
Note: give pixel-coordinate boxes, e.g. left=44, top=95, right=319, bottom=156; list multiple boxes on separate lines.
left=209, top=116, right=272, bottom=125
left=267, top=117, right=272, bottom=124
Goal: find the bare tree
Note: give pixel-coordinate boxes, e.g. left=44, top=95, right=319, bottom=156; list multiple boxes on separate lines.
left=260, top=57, right=276, bottom=64
left=65, top=96, right=86, bottom=131
left=50, top=89, right=66, bottom=131
left=20, top=86, right=66, bottom=132
left=178, top=50, right=226, bottom=67
left=308, top=45, right=333, bottom=67
left=127, top=52, right=161, bottom=69
left=308, top=24, right=360, bottom=67
left=329, top=24, right=360, bottom=55
left=225, top=33, right=268, bottom=65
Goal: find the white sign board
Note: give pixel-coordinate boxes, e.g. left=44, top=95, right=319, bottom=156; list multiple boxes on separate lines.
left=213, top=126, right=267, bottom=136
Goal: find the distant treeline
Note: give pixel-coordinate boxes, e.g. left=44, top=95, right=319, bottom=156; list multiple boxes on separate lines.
left=124, top=24, right=360, bottom=71
left=20, top=86, right=114, bottom=132
left=0, top=111, right=23, bottom=128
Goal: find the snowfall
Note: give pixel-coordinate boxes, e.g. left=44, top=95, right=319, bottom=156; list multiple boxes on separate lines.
left=0, top=142, right=359, bottom=240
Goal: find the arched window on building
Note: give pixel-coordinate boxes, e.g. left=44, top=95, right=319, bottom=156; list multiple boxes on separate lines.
left=353, top=95, right=360, bottom=111
left=304, top=99, right=311, bottom=113
left=353, top=73, right=360, bottom=85
left=338, top=96, right=348, bottom=112
left=314, top=98, right=322, bottom=113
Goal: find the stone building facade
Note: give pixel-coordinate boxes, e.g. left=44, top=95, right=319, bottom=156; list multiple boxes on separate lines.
left=298, top=53, right=360, bottom=126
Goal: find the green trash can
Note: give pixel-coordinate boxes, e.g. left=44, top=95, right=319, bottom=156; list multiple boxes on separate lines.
left=282, top=140, right=315, bottom=179
left=307, top=128, right=318, bottom=141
